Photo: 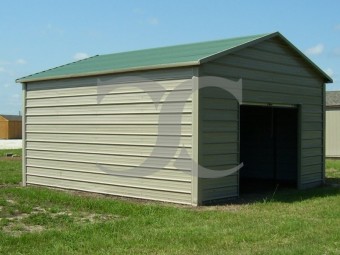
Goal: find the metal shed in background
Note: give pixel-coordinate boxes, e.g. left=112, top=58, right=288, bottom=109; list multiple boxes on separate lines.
left=0, top=115, right=22, bottom=139
left=17, top=32, right=332, bottom=205
left=326, top=91, right=340, bottom=158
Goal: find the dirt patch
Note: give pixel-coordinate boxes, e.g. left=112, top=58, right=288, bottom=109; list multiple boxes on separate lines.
left=3, top=223, right=45, bottom=237
left=0, top=184, right=19, bottom=188
left=79, top=213, right=121, bottom=223
left=0, top=156, right=22, bottom=161
left=196, top=204, right=249, bottom=212
left=0, top=200, right=123, bottom=237
left=6, top=199, right=17, bottom=204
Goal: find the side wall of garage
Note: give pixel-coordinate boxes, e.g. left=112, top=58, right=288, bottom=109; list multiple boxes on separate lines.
left=23, top=68, right=194, bottom=204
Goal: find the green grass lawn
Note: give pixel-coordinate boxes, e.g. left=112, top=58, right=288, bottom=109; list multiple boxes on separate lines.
left=326, top=160, right=340, bottom=184
left=0, top=149, right=22, bottom=157
left=0, top=149, right=22, bottom=185
left=0, top=151, right=339, bottom=255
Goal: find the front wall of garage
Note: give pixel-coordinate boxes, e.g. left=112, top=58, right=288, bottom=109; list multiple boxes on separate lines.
left=24, top=68, right=194, bottom=204
left=199, top=37, right=325, bottom=203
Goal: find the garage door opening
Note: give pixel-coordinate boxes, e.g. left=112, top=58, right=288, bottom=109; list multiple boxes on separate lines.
left=240, top=105, right=298, bottom=193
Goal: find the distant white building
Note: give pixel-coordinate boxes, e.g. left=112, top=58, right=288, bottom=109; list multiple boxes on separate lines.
left=326, top=91, right=340, bottom=158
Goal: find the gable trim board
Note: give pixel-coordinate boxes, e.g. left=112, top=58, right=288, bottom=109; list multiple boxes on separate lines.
left=17, top=33, right=331, bottom=205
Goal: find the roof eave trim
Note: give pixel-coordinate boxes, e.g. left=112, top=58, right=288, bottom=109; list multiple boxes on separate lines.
left=275, top=33, right=333, bottom=83
left=16, top=61, right=200, bottom=83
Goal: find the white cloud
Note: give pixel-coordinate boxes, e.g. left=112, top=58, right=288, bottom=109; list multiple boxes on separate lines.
left=0, top=66, right=15, bottom=76
left=0, top=60, right=10, bottom=65
left=305, top=43, right=324, bottom=56
left=148, top=17, right=159, bottom=26
left=9, top=93, right=21, bottom=106
left=325, top=68, right=334, bottom=78
left=132, top=8, right=159, bottom=26
left=324, top=68, right=336, bottom=82
left=334, top=47, right=340, bottom=56
left=42, top=23, right=64, bottom=36
left=73, top=52, right=89, bottom=61
left=132, top=8, right=144, bottom=14
left=16, top=59, right=27, bottom=65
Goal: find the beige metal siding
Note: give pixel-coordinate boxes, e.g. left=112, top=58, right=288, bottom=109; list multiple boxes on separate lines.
left=326, top=109, right=340, bottom=157
left=199, top=37, right=324, bottom=202
left=24, top=68, right=194, bottom=204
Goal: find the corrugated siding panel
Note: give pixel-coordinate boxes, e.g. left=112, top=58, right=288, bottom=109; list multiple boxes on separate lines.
left=26, top=175, right=191, bottom=204
left=197, top=86, right=240, bottom=203
left=25, top=68, right=194, bottom=204
left=326, top=109, right=340, bottom=157
left=200, top=37, right=324, bottom=201
left=26, top=158, right=190, bottom=182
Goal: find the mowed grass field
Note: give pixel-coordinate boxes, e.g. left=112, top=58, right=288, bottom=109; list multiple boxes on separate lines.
left=0, top=149, right=339, bottom=255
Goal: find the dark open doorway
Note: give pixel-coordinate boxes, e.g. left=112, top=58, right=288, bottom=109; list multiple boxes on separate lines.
left=240, top=105, right=298, bottom=193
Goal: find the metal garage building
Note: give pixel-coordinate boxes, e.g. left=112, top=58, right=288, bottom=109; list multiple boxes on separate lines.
left=17, top=32, right=332, bottom=205
left=326, top=91, right=340, bottom=158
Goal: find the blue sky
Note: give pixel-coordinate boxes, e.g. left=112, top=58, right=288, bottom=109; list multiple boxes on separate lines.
left=1, top=0, right=340, bottom=114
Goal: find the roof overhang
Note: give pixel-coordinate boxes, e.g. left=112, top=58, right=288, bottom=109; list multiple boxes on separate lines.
left=16, top=32, right=333, bottom=84
left=16, top=61, right=200, bottom=83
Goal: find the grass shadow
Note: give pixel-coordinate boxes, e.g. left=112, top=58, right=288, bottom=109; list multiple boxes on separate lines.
left=326, top=178, right=340, bottom=185
left=204, top=181, right=340, bottom=206
left=269, top=184, right=339, bottom=203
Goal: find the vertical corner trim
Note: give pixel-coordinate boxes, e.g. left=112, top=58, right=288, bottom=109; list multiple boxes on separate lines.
left=191, top=67, right=200, bottom=206
left=22, top=82, right=27, bottom=186
left=322, top=84, right=326, bottom=183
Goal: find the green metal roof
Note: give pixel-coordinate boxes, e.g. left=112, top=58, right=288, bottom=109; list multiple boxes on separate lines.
left=16, top=32, right=332, bottom=83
